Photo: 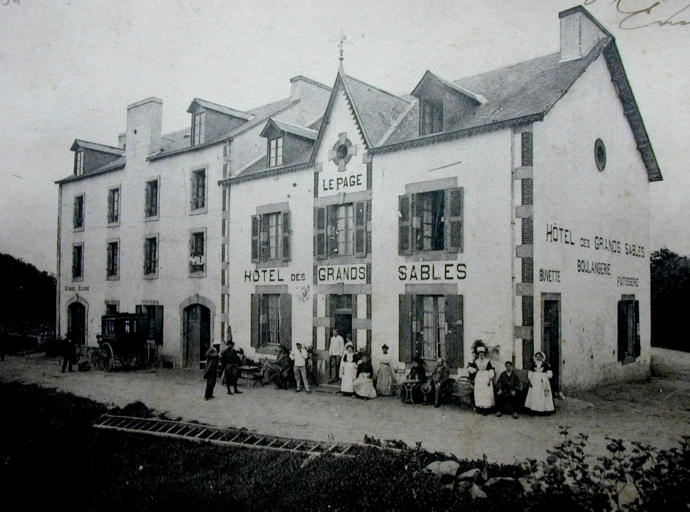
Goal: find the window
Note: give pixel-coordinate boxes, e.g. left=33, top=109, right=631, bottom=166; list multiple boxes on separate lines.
left=191, top=169, right=206, bottom=211
left=251, top=211, right=291, bottom=263
left=251, top=293, right=292, bottom=349
left=191, top=111, right=205, bottom=146
left=145, top=179, right=159, bottom=218
left=268, top=137, right=283, bottom=167
left=143, top=236, right=158, bottom=276
left=73, top=194, right=84, bottom=229
left=399, top=294, right=463, bottom=367
left=420, top=99, right=443, bottom=136
left=106, top=240, right=119, bottom=279
left=594, top=138, right=606, bottom=172
left=135, top=304, right=164, bottom=345
left=75, top=150, right=84, bottom=176
left=189, top=231, right=206, bottom=274
left=105, top=302, right=119, bottom=315
left=107, top=187, right=120, bottom=224
left=398, top=188, right=463, bottom=255
left=617, top=297, right=640, bottom=362
left=314, top=201, right=371, bottom=259
left=72, top=243, right=84, bottom=280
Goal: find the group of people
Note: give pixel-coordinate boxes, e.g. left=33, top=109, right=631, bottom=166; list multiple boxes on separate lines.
left=328, top=329, right=397, bottom=400
left=203, top=333, right=556, bottom=417
left=202, top=340, right=244, bottom=400
left=465, top=343, right=555, bottom=417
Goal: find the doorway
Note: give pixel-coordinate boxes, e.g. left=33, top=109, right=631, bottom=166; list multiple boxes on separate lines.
left=330, top=294, right=354, bottom=346
left=542, top=294, right=561, bottom=393
left=183, top=304, right=210, bottom=368
left=68, top=302, right=86, bottom=346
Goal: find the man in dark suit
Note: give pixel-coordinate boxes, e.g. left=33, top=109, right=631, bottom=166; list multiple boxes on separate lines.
left=220, top=341, right=242, bottom=395
left=495, top=361, right=521, bottom=418
left=61, top=332, right=75, bottom=373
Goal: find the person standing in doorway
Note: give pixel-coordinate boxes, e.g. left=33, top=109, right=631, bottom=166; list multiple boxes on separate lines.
left=290, top=342, right=311, bottom=393
left=221, top=341, right=242, bottom=395
left=203, top=342, right=221, bottom=400
left=329, top=329, right=345, bottom=383
left=61, top=332, right=75, bottom=373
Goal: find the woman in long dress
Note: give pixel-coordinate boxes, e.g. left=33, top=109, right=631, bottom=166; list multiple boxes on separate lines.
left=339, top=343, right=358, bottom=395
left=375, top=344, right=395, bottom=396
left=467, top=345, right=495, bottom=413
left=353, top=353, right=377, bottom=399
left=524, top=351, right=555, bottom=413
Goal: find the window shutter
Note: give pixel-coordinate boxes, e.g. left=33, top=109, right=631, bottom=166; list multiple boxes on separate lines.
left=314, top=207, right=326, bottom=259
left=135, top=305, right=143, bottom=314
left=251, top=294, right=260, bottom=348
left=251, top=215, right=260, bottom=262
left=399, top=295, right=412, bottom=363
left=72, top=247, right=77, bottom=277
left=398, top=195, right=410, bottom=255
left=411, top=193, right=421, bottom=252
left=279, top=293, right=292, bottom=351
left=617, top=301, right=626, bottom=362
left=446, top=187, right=464, bottom=252
left=366, top=200, right=372, bottom=256
left=444, top=295, right=464, bottom=369
left=327, top=205, right=338, bottom=256
left=145, top=184, right=151, bottom=216
left=107, top=191, right=113, bottom=221
left=260, top=214, right=269, bottom=261
left=413, top=295, right=424, bottom=358
left=521, top=132, right=533, bottom=167
left=634, top=301, right=640, bottom=357
left=73, top=198, right=78, bottom=227
left=282, top=211, right=291, bottom=262
left=355, top=201, right=366, bottom=257
left=154, top=305, right=164, bottom=345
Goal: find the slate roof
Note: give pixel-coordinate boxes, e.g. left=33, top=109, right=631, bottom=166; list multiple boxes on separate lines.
left=70, top=139, right=124, bottom=155
left=187, top=98, right=253, bottom=120
left=341, top=74, right=411, bottom=146
left=384, top=38, right=609, bottom=146
left=261, top=118, right=318, bottom=140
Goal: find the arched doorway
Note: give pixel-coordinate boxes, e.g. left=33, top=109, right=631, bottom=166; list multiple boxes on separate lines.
left=183, top=303, right=210, bottom=368
left=68, top=302, right=87, bottom=346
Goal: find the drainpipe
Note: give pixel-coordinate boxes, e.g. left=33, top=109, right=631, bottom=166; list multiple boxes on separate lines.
left=56, top=184, right=62, bottom=338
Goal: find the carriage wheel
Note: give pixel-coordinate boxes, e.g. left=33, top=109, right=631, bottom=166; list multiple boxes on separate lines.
left=101, top=343, right=114, bottom=372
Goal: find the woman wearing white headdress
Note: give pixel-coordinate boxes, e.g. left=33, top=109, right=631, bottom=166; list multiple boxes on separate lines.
left=467, top=341, right=495, bottom=414
left=524, top=351, right=555, bottom=413
left=339, top=343, right=358, bottom=395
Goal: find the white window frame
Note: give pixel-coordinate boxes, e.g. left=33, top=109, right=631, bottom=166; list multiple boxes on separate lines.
left=107, top=186, right=121, bottom=226
left=190, top=168, right=207, bottom=214
left=72, top=242, right=84, bottom=282
left=143, top=234, right=159, bottom=279
left=192, top=111, right=206, bottom=146
left=144, top=177, right=160, bottom=220
left=106, top=238, right=120, bottom=280
left=189, top=227, right=207, bottom=277
left=269, top=137, right=283, bottom=167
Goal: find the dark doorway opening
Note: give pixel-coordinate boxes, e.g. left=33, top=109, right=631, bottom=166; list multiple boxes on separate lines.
left=68, top=302, right=86, bottom=346
left=542, top=294, right=561, bottom=393
left=183, top=304, right=210, bottom=368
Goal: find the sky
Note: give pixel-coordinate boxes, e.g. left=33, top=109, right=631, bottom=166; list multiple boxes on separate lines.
left=0, top=0, right=688, bottom=273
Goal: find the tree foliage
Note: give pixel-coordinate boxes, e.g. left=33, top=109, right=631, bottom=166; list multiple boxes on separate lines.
left=650, top=249, right=690, bottom=351
left=0, top=252, right=55, bottom=334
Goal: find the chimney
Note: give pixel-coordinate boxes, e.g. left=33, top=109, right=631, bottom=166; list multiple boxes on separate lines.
left=125, top=97, right=162, bottom=160
left=559, top=7, right=609, bottom=63
left=117, top=132, right=126, bottom=149
left=290, top=75, right=329, bottom=101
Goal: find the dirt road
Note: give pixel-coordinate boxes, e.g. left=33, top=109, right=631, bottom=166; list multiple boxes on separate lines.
left=1, top=348, right=688, bottom=463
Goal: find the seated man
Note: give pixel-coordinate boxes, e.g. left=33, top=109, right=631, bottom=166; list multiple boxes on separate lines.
left=429, top=358, right=452, bottom=407
left=495, top=361, right=521, bottom=418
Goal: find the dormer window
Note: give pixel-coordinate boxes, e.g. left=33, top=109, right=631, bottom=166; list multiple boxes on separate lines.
left=420, top=99, right=443, bottom=136
left=191, top=111, right=205, bottom=146
left=75, top=150, right=84, bottom=176
left=269, top=137, right=283, bottom=167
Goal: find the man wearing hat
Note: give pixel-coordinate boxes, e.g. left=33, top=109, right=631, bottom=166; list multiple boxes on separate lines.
left=203, top=342, right=221, bottom=400
left=220, top=340, right=243, bottom=395
left=328, top=329, right=345, bottom=383
left=496, top=361, right=521, bottom=418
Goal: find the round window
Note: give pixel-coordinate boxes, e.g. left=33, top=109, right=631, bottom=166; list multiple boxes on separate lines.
left=594, top=139, right=606, bottom=172
left=336, top=144, right=349, bottom=160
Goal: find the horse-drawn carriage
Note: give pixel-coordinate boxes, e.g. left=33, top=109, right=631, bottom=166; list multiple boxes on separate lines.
left=90, top=313, right=155, bottom=371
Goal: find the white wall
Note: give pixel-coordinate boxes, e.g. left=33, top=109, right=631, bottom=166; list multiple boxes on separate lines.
left=533, top=54, right=652, bottom=389
left=372, top=129, right=514, bottom=370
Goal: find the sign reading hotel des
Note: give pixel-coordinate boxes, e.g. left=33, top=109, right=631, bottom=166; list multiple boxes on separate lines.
left=319, top=132, right=366, bottom=197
